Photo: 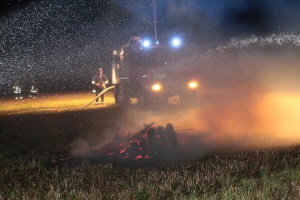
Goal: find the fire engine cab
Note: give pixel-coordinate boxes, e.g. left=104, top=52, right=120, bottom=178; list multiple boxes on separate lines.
left=112, top=36, right=199, bottom=106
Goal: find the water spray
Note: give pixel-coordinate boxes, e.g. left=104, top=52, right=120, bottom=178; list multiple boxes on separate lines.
left=174, top=33, right=300, bottom=69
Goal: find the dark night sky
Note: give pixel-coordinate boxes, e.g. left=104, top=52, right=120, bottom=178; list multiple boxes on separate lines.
left=1, top=0, right=300, bottom=94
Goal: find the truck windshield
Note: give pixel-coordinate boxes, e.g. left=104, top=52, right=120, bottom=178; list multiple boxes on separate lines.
left=140, top=46, right=180, bottom=69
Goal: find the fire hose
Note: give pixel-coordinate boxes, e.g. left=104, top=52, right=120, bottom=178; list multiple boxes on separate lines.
left=77, top=85, right=115, bottom=109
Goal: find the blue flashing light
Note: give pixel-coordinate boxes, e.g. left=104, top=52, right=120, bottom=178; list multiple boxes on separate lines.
left=142, top=40, right=151, bottom=48
left=171, top=38, right=181, bottom=47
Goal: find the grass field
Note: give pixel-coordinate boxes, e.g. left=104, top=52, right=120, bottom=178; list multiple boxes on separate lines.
left=1, top=91, right=300, bottom=199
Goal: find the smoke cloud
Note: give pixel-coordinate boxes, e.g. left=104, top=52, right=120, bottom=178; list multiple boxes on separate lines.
left=108, top=35, right=300, bottom=153
left=68, top=34, right=300, bottom=163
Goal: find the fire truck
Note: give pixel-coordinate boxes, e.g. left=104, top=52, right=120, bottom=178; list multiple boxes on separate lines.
left=111, top=36, right=199, bottom=106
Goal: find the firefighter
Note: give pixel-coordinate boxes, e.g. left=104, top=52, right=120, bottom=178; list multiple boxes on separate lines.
left=29, top=79, right=39, bottom=98
left=13, top=79, right=22, bottom=99
left=91, top=68, right=108, bottom=105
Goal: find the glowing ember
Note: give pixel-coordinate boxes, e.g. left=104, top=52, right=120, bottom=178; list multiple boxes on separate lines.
left=52, top=122, right=212, bottom=165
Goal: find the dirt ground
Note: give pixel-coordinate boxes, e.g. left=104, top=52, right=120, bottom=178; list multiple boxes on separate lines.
left=0, top=91, right=126, bottom=157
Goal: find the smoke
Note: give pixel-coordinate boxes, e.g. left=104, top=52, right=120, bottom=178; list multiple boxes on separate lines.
left=112, top=34, right=300, bottom=153
left=69, top=34, right=300, bottom=161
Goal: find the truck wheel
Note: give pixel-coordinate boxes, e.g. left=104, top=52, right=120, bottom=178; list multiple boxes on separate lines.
left=180, top=91, right=197, bottom=105
left=156, top=96, right=169, bottom=107
left=136, top=94, right=152, bottom=107
left=116, top=85, right=130, bottom=106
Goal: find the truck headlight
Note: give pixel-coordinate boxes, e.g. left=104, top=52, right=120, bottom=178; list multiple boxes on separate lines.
left=152, top=83, right=162, bottom=91
left=188, top=81, right=198, bottom=89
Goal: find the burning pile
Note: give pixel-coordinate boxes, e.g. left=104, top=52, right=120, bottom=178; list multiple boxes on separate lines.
left=52, top=122, right=212, bottom=166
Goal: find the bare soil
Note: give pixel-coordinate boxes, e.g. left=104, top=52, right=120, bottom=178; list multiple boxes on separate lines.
left=0, top=91, right=124, bottom=159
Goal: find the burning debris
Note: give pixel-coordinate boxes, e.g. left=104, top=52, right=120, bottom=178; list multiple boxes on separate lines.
left=52, top=122, right=212, bottom=166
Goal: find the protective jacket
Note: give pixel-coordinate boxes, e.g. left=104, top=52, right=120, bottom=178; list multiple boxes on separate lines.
left=13, top=83, right=22, bottom=94
left=30, top=82, right=38, bottom=96
left=92, top=74, right=109, bottom=89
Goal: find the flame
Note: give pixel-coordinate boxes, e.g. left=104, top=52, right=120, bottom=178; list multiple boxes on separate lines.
left=134, top=155, right=143, bottom=160
left=107, top=152, right=114, bottom=156
left=120, top=149, right=126, bottom=154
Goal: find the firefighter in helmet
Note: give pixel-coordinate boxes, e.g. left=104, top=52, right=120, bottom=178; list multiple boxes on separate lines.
left=29, top=79, right=39, bottom=98
left=92, top=68, right=108, bottom=105
left=13, top=79, right=23, bottom=99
